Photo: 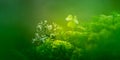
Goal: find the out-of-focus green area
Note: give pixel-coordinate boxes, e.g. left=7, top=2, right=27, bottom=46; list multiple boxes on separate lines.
left=0, top=0, right=34, bottom=60
left=0, top=0, right=120, bottom=60
left=33, top=13, right=120, bottom=60
left=34, top=0, right=120, bottom=24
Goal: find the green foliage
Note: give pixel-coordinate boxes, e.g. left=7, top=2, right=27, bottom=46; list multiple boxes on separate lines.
left=32, top=20, right=62, bottom=46
left=36, top=39, right=74, bottom=60
left=66, top=14, right=79, bottom=28
left=33, top=13, right=120, bottom=60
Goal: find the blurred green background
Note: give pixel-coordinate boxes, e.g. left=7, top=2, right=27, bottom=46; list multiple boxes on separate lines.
left=0, top=0, right=120, bottom=60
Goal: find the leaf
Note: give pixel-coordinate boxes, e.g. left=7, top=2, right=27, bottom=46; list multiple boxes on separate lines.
left=66, top=14, right=73, bottom=21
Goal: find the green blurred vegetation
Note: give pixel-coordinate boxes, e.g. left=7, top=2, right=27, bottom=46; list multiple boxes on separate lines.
left=31, top=13, right=120, bottom=60
left=1, top=0, right=120, bottom=60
